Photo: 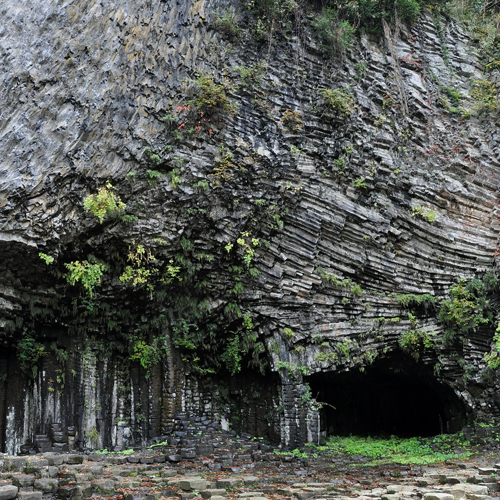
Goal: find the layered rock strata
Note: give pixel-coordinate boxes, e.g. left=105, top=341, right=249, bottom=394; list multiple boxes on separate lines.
left=0, top=0, right=499, bottom=452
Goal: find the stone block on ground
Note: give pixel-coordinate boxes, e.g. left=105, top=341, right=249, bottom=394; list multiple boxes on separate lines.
left=42, top=456, right=63, bottom=467
left=381, top=495, right=400, bottom=500
left=201, top=489, right=227, bottom=498
left=424, top=494, right=455, bottom=500
left=2, top=458, right=26, bottom=473
left=447, top=478, right=464, bottom=485
left=479, top=483, right=499, bottom=492
left=303, top=487, right=326, bottom=494
left=242, top=476, right=259, bottom=486
left=216, top=478, right=241, bottom=489
left=82, top=465, right=103, bottom=478
left=47, top=467, right=58, bottom=479
left=125, top=494, right=161, bottom=500
left=17, top=492, right=43, bottom=500
left=34, top=479, right=57, bottom=493
left=178, top=494, right=196, bottom=500
left=447, top=485, right=490, bottom=498
left=0, top=486, right=18, bottom=500
left=295, top=492, right=315, bottom=500
left=196, top=445, right=214, bottom=457
left=160, top=469, right=177, bottom=478
left=79, top=482, right=92, bottom=499
left=27, top=460, right=48, bottom=468
left=477, top=469, right=496, bottom=476
left=12, top=475, right=35, bottom=488
left=92, top=479, right=115, bottom=495
left=179, top=479, right=208, bottom=491
left=57, top=486, right=83, bottom=500
left=64, top=456, right=84, bottom=465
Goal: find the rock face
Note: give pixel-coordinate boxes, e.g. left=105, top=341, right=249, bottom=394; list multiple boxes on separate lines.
left=0, top=0, right=500, bottom=453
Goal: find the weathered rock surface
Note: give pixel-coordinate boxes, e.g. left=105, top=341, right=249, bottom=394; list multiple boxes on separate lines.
left=0, top=0, right=500, bottom=452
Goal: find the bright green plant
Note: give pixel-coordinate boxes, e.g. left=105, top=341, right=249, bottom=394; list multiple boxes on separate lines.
left=193, top=180, right=209, bottom=191
left=485, top=323, right=500, bottom=368
left=147, top=169, right=163, bottom=185
left=315, top=351, right=338, bottom=363
left=17, top=333, right=46, bottom=378
left=399, top=328, right=436, bottom=358
left=277, top=361, right=307, bottom=378
left=189, top=74, right=237, bottom=115
left=64, top=260, right=106, bottom=298
left=397, top=293, right=436, bottom=308
left=234, top=62, right=267, bottom=87
left=221, top=333, right=242, bottom=375
left=86, top=427, right=99, bottom=446
left=317, top=268, right=363, bottom=296
left=212, top=7, right=241, bottom=37
left=39, top=253, right=54, bottom=265
left=395, top=0, right=420, bottom=23
left=312, top=434, right=473, bottom=466
left=313, top=8, right=355, bottom=58
left=210, top=143, right=237, bottom=186
left=471, top=78, right=498, bottom=113
left=274, top=448, right=308, bottom=459
left=247, top=0, right=297, bottom=37
left=438, top=273, right=497, bottom=343
left=411, top=206, right=436, bottom=222
left=129, top=333, right=169, bottom=377
left=337, top=339, right=352, bottom=358
left=83, top=181, right=126, bottom=223
left=353, top=177, right=367, bottom=189
left=399, top=312, right=435, bottom=359
left=319, top=88, right=355, bottom=116
left=168, top=168, right=181, bottom=189
left=120, top=243, right=180, bottom=292
left=236, top=232, right=260, bottom=267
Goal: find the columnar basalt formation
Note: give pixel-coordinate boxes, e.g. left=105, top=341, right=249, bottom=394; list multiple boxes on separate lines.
left=0, top=0, right=499, bottom=453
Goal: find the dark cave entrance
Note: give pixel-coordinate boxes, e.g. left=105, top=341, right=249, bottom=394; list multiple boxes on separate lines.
left=306, top=352, right=468, bottom=438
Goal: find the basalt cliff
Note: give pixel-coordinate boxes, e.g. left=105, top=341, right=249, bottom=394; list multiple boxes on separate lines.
left=0, top=0, right=500, bottom=455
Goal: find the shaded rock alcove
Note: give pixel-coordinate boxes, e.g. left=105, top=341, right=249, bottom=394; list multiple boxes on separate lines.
left=307, top=352, right=469, bottom=439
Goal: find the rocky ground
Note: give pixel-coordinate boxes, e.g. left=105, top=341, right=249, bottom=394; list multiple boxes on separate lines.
left=2, top=435, right=500, bottom=500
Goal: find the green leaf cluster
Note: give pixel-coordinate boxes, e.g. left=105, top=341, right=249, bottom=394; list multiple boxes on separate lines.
left=312, top=434, right=473, bottom=465
left=438, top=273, right=497, bottom=342
left=189, top=74, right=237, bottom=116
left=319, top=88, right=355, bottom=117
left=83, top=181, right=126, bottom=224
left=17, top=333, right=46, bottom=378
left=64, top=260, right=106, bottom=298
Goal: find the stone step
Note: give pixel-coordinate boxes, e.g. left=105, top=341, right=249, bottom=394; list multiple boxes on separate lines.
left=0, top=486, right=18, bottom=500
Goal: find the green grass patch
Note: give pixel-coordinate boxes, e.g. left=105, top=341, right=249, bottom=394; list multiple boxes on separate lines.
left=307, top=434, right=474, bottom=465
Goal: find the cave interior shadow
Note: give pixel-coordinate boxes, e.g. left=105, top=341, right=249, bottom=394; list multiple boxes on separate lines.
left=306, top=351, right=467, bottom=438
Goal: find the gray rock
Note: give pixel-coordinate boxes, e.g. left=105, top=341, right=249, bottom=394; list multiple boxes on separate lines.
left=423, top=494, right=455, bottom=500
left=17, top=492, right=42, bottom=500
left=179, top=479, right=208, bottom=491
left=0, top=486, right=18, bottom=500
left=33, top=479, right=58, bottom=493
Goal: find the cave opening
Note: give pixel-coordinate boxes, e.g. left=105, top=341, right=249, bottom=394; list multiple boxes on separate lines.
left=306, top=351, right=468, bottom=438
